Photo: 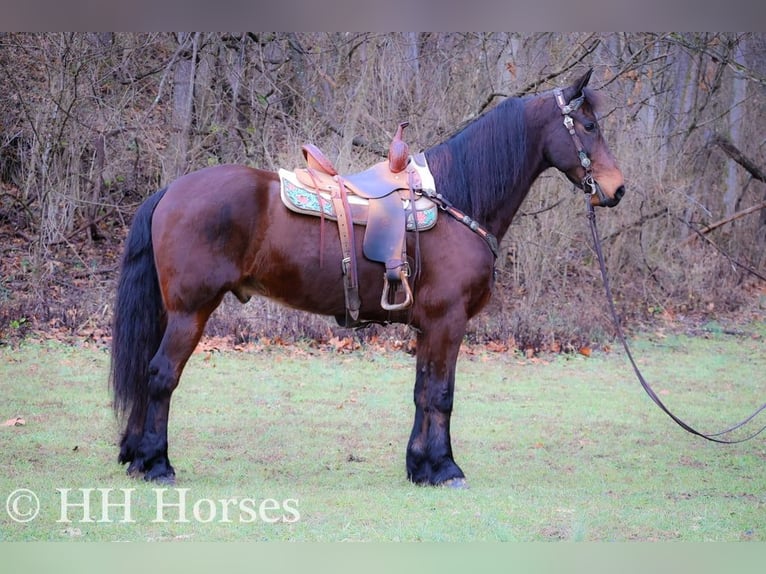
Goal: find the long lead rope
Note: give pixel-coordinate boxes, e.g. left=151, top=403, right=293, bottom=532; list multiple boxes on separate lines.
left=586, top=197, right=766, bottom=444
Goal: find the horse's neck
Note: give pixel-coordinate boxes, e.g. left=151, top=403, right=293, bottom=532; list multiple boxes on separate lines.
left=486, top=105, right=550, bottom=240
left=485, top=157, right=548, bottom=241
left=426, top=95, right=551, bottom=242
left=484, top=171, right=537, bottom=241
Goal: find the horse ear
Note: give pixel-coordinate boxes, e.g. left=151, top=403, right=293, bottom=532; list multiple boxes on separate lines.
left=574, top=68, right=593, bottom=95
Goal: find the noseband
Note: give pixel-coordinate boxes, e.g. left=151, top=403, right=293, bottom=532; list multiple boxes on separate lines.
left=553, top=88, right=609, bottom=206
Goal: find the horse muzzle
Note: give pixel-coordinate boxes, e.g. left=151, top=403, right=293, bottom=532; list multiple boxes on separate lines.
left=588, top=181, right=625, bottom=208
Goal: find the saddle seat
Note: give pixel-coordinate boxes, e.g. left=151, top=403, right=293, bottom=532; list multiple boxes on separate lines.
left=299, top=144, right=411, bottom=200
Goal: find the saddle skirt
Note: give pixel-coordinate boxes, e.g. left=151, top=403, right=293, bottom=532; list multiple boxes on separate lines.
left=278, top=166, right=438, bottom=231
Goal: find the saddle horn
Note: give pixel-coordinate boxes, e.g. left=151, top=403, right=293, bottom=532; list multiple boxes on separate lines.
left=388, top=122, right=410, bottom=173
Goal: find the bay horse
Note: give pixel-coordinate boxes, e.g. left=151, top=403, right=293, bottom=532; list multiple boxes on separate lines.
left=110, top=69, right=625, bottom=486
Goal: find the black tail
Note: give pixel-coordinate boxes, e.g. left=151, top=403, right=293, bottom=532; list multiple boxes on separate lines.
left=110, top=188, right=168, bottom=424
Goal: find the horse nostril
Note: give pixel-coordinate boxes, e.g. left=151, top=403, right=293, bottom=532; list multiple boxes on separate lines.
left=615, top=186, right=625, bottom=201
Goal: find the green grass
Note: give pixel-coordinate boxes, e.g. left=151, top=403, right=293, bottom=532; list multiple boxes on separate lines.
left=1, top=326, right=765, bottom=542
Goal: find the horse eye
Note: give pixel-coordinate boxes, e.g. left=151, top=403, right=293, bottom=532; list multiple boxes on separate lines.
left=584, top=121, right=597, bottom=133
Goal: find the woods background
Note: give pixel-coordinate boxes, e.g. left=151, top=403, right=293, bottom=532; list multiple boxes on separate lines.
left=1, top=32, right=764, bottom=349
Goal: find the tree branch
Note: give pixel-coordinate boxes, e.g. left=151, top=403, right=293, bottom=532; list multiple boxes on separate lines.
left=476, top=34, right=602, bottom=115
left=600, top=208, right=670, bottom=242
left=682, top=200, right=766, bottom=245
left=711, top=133, right=766, bottom=183
left=511, top=34, right=601, bottom=98
left=678, top=215, right=766, bottom=282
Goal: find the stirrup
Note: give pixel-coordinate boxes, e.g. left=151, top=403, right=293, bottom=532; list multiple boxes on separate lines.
left=380, top=270, right=413, bottom=311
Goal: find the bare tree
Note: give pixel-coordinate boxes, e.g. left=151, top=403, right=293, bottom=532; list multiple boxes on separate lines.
left=167, top=32, right=200, bottom=181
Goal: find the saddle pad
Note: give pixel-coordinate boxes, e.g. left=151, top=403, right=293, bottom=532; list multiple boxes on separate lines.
left=278, top=169, right=437, bottom=231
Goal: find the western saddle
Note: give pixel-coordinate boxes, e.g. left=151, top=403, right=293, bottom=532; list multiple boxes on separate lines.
left=280, top=122, right=435, bottom=324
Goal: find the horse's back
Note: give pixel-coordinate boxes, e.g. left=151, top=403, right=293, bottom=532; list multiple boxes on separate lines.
left=153, top=164, right=277, bottom=246
left=158, top=164, right=275, bottom=210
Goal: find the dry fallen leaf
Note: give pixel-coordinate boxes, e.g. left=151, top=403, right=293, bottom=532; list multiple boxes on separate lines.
left=3, top=417, right=25, bottom=427
left=486, top=341, right=507, bottom=353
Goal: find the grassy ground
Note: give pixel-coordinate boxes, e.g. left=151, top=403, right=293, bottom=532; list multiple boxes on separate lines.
left=1, top=324, right=764, bottom=542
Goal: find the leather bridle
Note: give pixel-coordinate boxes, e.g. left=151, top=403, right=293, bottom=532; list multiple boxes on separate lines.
left=554, top=88, right=610, bottom=207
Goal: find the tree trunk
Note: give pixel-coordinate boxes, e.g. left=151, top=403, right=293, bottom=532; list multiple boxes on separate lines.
left=167, top=32, right=199, bottom=181
left=724, top=39, right=748, bottom=217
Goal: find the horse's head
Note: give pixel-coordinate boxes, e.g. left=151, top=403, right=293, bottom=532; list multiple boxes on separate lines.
left=543, top=69, right=625, bottom=208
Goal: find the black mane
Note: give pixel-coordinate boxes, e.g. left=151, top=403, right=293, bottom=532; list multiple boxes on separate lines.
left=424, top=96, right=528, bottom=222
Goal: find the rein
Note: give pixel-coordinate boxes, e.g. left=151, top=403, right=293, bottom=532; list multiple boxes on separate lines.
left=586, top=196, right=766, bottom=444
left=555, top=85, right=765, bottom=442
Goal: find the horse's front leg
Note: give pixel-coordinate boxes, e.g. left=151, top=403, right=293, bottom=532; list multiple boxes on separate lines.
left=406, top=320, right=467, bottom=487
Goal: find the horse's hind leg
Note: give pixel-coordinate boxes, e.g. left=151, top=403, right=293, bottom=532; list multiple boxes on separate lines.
left=129, top=309, right=210, bottom=483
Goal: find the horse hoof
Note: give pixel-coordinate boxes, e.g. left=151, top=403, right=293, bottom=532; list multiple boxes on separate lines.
left=441, top=477, right=469, bottom=489
left=126, top=464, right=143, bottom=479
left=147, top=474, right=176, bottom=486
